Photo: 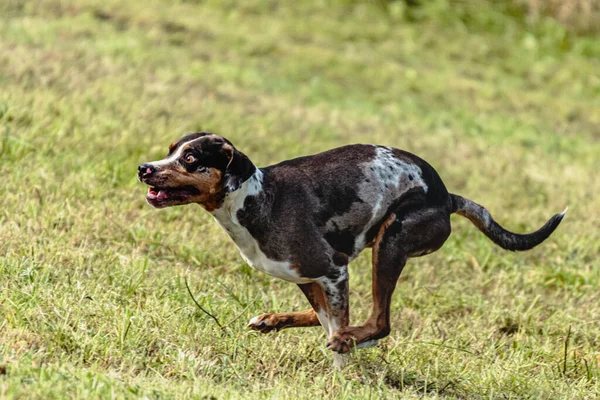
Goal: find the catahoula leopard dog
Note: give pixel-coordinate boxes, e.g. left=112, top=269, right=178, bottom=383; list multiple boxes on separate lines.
left=138, top=132, right=566, bottom=368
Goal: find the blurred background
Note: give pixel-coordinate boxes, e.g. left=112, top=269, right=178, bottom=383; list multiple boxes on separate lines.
left=1, top=0, right=599, bottom=398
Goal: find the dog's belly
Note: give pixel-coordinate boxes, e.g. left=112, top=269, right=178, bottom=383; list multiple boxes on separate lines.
left=237, top=239, right=312, bottom=284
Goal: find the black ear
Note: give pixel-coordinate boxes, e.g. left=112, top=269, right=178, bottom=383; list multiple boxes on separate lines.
left=221, top=143, right=256, bottom=192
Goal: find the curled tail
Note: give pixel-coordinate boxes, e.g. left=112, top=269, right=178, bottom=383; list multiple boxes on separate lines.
left=450, top=194, right=567, bottom=251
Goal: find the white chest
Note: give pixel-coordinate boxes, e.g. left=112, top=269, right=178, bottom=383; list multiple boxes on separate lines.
left=210, top=171, right=311, bottom=284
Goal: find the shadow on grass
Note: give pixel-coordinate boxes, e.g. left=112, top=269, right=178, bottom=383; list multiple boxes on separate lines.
left=382, top=367, right=462, bottom=397
left=351, top=356, right=470, bottom=398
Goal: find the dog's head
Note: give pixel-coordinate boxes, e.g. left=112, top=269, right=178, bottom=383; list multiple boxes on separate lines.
left=138, top=132, right=255, bottom=210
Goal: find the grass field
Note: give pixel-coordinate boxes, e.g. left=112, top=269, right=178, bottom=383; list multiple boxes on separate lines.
left=1, top=0, right=599, bottom=398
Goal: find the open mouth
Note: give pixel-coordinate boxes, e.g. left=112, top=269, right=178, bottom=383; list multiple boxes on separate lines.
left=146, top=186, right=201, bottom=203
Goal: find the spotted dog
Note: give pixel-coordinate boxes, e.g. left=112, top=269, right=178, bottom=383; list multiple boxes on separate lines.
left=138, top=132, right=566, bottom=368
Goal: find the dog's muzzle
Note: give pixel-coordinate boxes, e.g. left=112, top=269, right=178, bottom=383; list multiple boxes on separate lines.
left=138, top=164, right=156, bottom=182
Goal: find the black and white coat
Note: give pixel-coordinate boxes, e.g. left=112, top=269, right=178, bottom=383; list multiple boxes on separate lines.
left=139, top=132, right=566, bottom=368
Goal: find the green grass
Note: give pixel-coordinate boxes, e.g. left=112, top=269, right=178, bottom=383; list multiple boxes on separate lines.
left=1, top=0, right=599, bottom=398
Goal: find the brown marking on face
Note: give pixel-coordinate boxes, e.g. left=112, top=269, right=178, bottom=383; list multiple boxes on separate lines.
left=141, top=132, right=257, bottom=211
left=149, top=164, right=226, bottom=210
left=142, top=133, right=251, bottom=210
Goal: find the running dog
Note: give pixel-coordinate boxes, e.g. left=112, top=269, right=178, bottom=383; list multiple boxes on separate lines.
left=138, top=132, right=566, bottom=368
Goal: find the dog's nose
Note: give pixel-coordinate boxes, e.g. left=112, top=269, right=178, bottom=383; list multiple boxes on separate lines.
left=138, top=164, right=156, bottom=180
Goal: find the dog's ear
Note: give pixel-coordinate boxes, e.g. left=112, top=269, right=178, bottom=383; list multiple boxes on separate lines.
left=221, top=142, right=255, bottom=192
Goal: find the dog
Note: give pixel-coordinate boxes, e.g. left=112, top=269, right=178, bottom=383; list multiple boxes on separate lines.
left=138, top=132, right=566, bottom=368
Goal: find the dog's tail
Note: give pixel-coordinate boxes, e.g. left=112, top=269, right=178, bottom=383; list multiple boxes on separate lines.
left=450, top=194, right=567, bottom=251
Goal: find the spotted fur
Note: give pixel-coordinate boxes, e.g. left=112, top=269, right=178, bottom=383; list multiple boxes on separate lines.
left=139, top=132, right=566, bottom=369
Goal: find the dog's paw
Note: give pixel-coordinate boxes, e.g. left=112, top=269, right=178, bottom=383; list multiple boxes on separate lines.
left=327, top=328, right=380, bottom=353
left=326, top=330, right=355, bottom=354
left=248, top=313, right=286, bottom=333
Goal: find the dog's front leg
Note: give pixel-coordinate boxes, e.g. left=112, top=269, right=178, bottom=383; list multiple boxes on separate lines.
left=247, top=282, right=327, bottom=333
left=316, top=267, right=350, bottom=369
left=248, top=309, right=320, bottom=333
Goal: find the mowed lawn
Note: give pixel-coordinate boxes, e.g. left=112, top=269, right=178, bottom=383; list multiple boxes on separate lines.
left=1, top=0, right=599, bottom=398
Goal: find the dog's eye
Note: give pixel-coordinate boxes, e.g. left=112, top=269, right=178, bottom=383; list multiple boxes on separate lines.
left=184, top=154, right=196, bottom=164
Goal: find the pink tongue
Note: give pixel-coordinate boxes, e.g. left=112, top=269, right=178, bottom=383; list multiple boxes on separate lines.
left=157, top=190, right=167, bottom=200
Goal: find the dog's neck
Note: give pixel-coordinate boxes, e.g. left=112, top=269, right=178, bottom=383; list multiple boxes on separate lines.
left=210, top=168, right=264, bottom=226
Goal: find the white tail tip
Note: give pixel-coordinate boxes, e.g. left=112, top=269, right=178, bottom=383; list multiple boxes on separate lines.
left=560, top=206, right=569, bottom=217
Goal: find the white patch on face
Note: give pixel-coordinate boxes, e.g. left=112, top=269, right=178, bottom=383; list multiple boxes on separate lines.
left=147, top=136, right=211, bottom=169
left=211, top=169, right=312, bottom=284
left=353, top=146, right=429, bottom=253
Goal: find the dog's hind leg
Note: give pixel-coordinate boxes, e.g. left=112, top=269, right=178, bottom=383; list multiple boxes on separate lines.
left=248, top=283, right=325, bottom=333
left=327, top=207, right=451, bottom=352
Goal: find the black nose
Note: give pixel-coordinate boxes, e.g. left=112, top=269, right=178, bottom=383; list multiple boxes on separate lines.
left=138, top=164, right=156, bottom=180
